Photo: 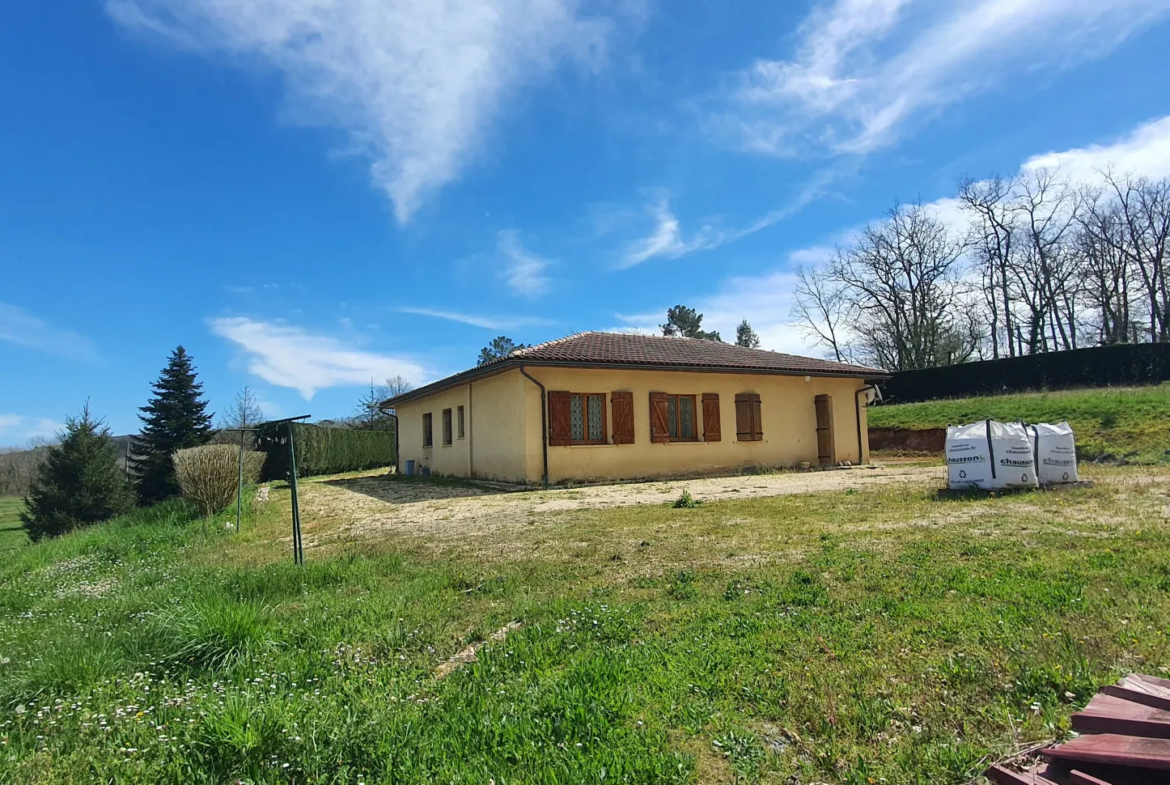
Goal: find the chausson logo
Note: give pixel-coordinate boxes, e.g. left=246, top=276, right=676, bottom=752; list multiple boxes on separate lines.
left=1042, top=458, right=1076, bottom=466
left=947, top=456, right=986, bottom=464
left=999, top=458, right=1033, bottom=468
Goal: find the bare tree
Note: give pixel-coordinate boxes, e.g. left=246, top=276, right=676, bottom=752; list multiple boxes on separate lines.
left=1076, top=189, right=1136, bottom=344
left=1008, top=169, right=1082, bottom=353
left=354, top=375, right=415, bottom=428
left=960, top=175, right=1019, bottom=358
left=1102, top=173, right=1170, bottom=342
left=219, top=386, right=265, bottom=430
left=824, top=201, right=977, bottom=370
left=791, top=264, right=854, bottom=362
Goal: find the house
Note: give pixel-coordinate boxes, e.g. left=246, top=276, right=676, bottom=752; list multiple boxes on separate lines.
left=381, top=332, right=889, bottom=485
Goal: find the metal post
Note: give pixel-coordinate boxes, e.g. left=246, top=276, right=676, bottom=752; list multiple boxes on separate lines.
left=236, top=429, right=245, bottom=533
left=287, top=421, right=304, bottom=565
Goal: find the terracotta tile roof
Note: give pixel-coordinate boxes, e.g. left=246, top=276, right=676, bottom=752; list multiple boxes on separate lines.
left=382, top=332, right=887, bottom=408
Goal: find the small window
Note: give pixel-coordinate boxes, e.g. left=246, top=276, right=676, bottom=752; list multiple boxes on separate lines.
left=665, top=394, right=697, bottom=441
left=423, top=412, right=433, bottom=447
left=442, top=408, right=453, bottom=446
left=569, top=393, right=607, bottom=444
left=457, top=406, right=465, bottom=439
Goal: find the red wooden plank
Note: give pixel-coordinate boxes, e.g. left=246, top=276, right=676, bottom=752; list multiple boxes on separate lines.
left=1100, top=684, right=1170, bottom=712
left=1073, top=693, right=1170, bottom=738
left=985, top=764, right=1059, bottom=785
left=1044, top=733, right=1170, bottom=769
left=1132, top=673, right=1170, bottom=691
left=1119, top=675, right=1170, bottom=700
left=1068, top=770, right=1115, bottom=785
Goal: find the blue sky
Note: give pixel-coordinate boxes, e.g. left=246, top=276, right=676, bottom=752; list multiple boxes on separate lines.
left=4, top=0, right=1170, bottom=444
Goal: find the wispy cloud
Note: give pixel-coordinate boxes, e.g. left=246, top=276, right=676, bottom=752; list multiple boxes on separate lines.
left=0, top=414, right=64, bottom=446
left=496, top=230, right=553, bottom=298
left=397, top=307, right=553, bottom=331
left=0, top=302, right=99, bottom=363
left=724, top=0, right=1170, bottom=157
left=619, top=170, right=847, bottom=267
left=209, top=316, right=427, bottom=399
left=107, top=0, right=622, bottom=222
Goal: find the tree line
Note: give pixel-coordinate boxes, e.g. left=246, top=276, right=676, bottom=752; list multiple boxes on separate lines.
left=792, top=169, right=1170, bottom=371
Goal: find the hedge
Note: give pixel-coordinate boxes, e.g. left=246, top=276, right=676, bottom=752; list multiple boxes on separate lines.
left=256, top=423, right=396, bottom=480
left=881, top=343, right=1170, bottom=403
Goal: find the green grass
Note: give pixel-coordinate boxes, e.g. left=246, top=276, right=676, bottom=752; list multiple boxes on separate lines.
left=869, top=384, right=1170, bottom=462
left=0, top=497, right=27, bottom=551
left=2, top=469, right=1170, bottom=783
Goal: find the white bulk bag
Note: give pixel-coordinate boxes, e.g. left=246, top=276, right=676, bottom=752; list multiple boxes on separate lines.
left=1028, top=422, right=1079, bottom=485
left=946, top=420, right=1038, bottom=490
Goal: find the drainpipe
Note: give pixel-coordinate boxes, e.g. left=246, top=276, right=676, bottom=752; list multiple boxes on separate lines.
left=854, top=386, right=875, bottom=466
left=387, top=412, right=399, bottom=474
left=519, top=365, right=549, bottom=488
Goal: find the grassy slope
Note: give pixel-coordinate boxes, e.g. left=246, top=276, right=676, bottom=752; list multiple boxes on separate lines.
left=3, top=470, right=1170, bottom=783
left=0, top=497, right=27, bottom=551
left=869, top=384, right=1170, bottom=461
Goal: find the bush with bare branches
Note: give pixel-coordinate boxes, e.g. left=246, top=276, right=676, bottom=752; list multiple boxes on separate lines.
left=173, top=445, right=265, bottom=516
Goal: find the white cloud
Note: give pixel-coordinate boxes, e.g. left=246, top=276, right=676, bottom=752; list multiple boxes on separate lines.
left=1023, top=116, right=1170, bottom=183
left=0, top=302, right=99, bottom=363
left=209, top=316, right=428, bottom=399
left=107, top=0, right=619, bottom=222
left=0, top=415, right=64, bottom=446
left=496, top=231, right=552, bottom=298
left=397, top=306, right=553, bottom=331
left=727, top=0, right=1170, bottom=157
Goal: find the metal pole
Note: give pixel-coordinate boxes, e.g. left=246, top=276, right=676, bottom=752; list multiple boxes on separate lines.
left=287, top=421, right=303, bottom=565
left=236, top=429, right=245, bottom=533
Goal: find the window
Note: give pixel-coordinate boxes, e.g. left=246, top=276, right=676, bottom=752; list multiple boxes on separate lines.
left=548, top=391, right=607, bottom=446
left=569, top=393, right=606, bottom=444
left=457, top=405, right=465, bottom=439
left=423, top=412, right=433, bottom=447
left=649, top=393, right=697, bottom=443
left=735, top=394, right=763, bottom=441
left=442, top=408, right=453, bottom=446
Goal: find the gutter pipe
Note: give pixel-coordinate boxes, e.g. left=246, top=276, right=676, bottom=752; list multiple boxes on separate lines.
left=855, top=385, right=876, bottom=465
left=519, top=365, right=549, bottom=488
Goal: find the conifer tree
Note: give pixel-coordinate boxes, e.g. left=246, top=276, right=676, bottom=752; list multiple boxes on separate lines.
left=735, top=319, right=761, bottom=349
left=131, top=346, right=214, bottom=504
left=21, top=403, right=135, bottom=541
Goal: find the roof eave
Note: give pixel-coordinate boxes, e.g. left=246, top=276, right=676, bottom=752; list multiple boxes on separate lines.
left=380, top=359, right=890, bottom=409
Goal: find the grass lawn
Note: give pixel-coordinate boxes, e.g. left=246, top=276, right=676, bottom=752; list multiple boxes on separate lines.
left=2, top=468, right=1170, bottom=783
left=869, top=384, right=1170, bottom=462
left=0, top=497, right=27, bottom=551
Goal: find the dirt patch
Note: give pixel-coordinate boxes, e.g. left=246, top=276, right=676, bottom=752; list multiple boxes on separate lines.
left=304, top=465, right=943, bottom=545
left=869, top=427, right=946, bottom=453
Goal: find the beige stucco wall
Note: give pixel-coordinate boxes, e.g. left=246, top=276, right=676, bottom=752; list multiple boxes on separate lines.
left=520, top=367, right=870, bottom=483
left=397, top=366, right=872, bottom=484
left=396, top=369, right=528, bottom=482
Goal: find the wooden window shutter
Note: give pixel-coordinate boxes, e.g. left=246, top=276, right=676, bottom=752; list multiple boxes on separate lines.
left=611, top=391, right=635, bottom=445
left=548, top=391, right=572, bottom=447
left=750, top=394, right=763, bottom=440
left=735, top=394, right=752, bottom=441
left=701, top=393, right=721, bottom=442
left=649, top=392, right=670, bottom=444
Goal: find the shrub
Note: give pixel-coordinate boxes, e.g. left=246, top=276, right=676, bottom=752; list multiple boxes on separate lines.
left=256, top=422, right=396, bottom=480
left=173, top=444, right=266, bottom=516
left=672, top=489, right=702, bottom=509
left=21, top=404, right=135, bottom=541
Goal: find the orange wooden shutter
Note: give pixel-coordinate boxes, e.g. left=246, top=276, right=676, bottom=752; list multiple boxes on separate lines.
left=611, top=391, right=635, bottom=444
left=649, top=392, right=670, bottom=443
left=548, top=391, right=572, bottom=446
left=701, top=393, right=721, bottom=442
left=750, top=394, right=763, bottom=441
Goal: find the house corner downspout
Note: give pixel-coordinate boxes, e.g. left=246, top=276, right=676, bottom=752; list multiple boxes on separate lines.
left=383, top=410, right=400, bottom=474
left=519, top=365, right=549, bottom=488
left=855, top=386, right=875, bottom=466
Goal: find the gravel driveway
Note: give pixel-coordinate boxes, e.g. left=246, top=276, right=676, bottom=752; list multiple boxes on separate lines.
left=299, top=464, right=943, bottom=544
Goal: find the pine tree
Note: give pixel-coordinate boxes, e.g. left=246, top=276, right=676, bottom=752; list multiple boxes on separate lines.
left=131, top=346, right=214, bottom=504
left=477, top=336, right=529, bottom=366
left=661, top=305, right=722, bottom=342
left=735, top=319, right=761, bottom=349
left=21, top=403, right=135, bottom=541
